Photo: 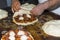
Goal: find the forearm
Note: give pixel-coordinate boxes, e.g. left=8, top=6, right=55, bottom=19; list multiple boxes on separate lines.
left=46, top=0, right=60, bottom=8
left=42, top=0, right=60, bottom=10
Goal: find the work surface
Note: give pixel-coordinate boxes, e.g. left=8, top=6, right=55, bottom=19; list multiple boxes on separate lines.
left=0, top=7, right=60, bottom=40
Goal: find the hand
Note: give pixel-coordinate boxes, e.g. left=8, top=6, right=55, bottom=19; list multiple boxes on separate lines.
left=11, top=0, right=21, bottom=13
left=31, top=4, right=46, bottom=16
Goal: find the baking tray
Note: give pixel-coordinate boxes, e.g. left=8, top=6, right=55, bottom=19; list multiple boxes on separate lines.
left=0, top=8, right=60, bottom=40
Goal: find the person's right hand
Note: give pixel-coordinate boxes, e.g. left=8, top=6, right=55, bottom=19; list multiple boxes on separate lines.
left=31, top=4, right=46, bottom=16
left=12, top=0, right=21, bottom=13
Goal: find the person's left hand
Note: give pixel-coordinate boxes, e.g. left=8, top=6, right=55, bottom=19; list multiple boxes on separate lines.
left=11, top=0, right=21, bottom=13
left=31, top=4, right=46, bottom=16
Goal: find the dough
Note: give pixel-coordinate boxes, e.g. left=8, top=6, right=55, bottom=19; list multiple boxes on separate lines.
left=0, top=9, right=8, bottom=19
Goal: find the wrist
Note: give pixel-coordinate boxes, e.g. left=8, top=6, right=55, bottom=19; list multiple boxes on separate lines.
left=37, top=2, right=49, bottom=10
left=42, top=0, right=60, bottom=10
left=42, top=1, right=49, bottom=10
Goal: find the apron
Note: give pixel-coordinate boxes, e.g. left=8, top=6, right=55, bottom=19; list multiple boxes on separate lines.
left=0, top=0, right=7, bottom=9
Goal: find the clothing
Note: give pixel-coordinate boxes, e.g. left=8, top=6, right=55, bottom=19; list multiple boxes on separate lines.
left=0, top=0, right=7, bottom=8
left=52, top=7, right=60, bottom=15
left=38, top=0, right=60, bottom=15
left=7, top=0, right=11, bottom=7
left=0, top=0, right=60, bottom=15
left=19, top=0, right=38, bottom=5
left=0, top=0, right=38, bottom=8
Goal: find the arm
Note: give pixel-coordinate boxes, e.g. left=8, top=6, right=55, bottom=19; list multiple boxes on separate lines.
left=43, top=0, right=60, bottom=10
left=31, top=0, right=60, bottom=15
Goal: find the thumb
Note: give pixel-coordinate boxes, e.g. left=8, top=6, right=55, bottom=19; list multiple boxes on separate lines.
left=11, top=4, right=14, bottom=13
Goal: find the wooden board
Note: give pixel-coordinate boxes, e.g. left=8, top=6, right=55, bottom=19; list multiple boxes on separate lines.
left=0, top=10, right=60, bottom=40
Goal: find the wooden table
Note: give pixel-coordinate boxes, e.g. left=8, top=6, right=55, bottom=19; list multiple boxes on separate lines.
left=24, top=11, right=60, bottom=40
left=0, top=8, right=60, bottom=40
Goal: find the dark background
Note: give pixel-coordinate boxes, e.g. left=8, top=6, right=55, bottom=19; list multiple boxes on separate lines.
left=0, top=0, right=38, bottom=9
left=19, top=0, right=38, bottom=5
left=0, top=0, right=7, bottom=9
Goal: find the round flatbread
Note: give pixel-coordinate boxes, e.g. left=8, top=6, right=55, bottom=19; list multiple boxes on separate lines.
left=0, top=9, right=8, bottom=19
left=21, top=3, right=36, bottom=11
left=1, top=29, right=34, bottom=40
left=42, top=20, right=60, bottom=37
left=13, top=9, right=38, bottom=26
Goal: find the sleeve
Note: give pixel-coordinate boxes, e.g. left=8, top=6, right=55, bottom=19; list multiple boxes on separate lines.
left=38, top=0, right=48, bottom=3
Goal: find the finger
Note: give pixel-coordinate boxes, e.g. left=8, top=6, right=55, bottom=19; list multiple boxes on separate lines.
left=16, top=4, right=20, bottom=10
left=11, top=5, right=15, bottom=13
left=31, top=10, right=37, bottom=15
left=12, top=8, right=15, bottom=13
left=12, top=5, right=19, bottom=12
left=13, top=3, right=20, bottom=11
left=31, top=9, right=40, bottom=16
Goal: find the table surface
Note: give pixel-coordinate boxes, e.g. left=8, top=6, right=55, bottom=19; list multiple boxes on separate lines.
left=0, top=7, right=60, bottom=40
